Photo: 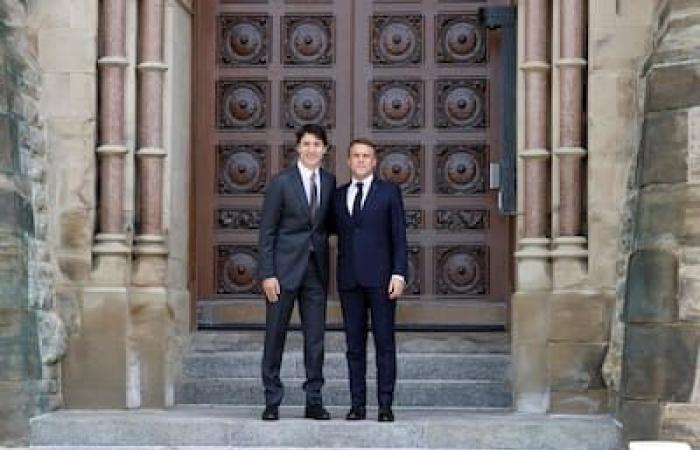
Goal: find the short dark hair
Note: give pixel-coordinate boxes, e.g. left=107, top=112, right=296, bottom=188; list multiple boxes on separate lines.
left=347, top=137, right=376, bottom=155
left=295, top=124, right=328, bottom=146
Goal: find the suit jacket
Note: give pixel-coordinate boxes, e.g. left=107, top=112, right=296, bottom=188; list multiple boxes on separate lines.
left=258, top=164, right=336, bottom=291
left=334, top=178, right=408, bottom=290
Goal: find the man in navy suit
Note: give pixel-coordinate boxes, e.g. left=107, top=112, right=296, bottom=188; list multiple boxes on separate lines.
left=334, top=138, right=408, bottom=422
left=258, top=124, right=336, bottom=421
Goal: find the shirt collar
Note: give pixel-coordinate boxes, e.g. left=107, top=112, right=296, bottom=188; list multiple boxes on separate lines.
left=297, top=161, right=319, bottom=179
left=351, top=174, right=373, bottom=188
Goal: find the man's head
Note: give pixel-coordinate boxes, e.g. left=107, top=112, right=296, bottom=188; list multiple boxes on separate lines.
left=347, top=138, right=377, bottom=181
left=295, top=124, right=328, bottom=171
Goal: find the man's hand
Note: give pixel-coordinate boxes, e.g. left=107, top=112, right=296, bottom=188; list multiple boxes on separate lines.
left=263, top=277, right=281, bottom=303
left=387, top=276, right=405, bottom=300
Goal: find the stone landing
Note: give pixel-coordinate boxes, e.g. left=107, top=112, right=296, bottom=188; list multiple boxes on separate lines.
left=28, top=406, right=622, bottom=449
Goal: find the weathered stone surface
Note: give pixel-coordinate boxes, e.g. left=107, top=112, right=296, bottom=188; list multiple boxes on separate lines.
left=549, top=343, right=607, bottom=391
left=625, top=249, right=679, bottom=323
left=635, top=184, right=685, bottom=246
left=57, top=253, right=90, bottom=282
left=638, top=110, right=688, bottom=186
left=59, top=209, right=91, bottom=250
left=550, top=293, right=611, bottom=342
left=622, top=323, right=700, bottom=400
left=513, top=342, right=548, bottom=413
left=620, top=400, right=661, bottom=442
left=647, top=63, right=700, bottom=113
left=660, top=403, right=700, bottom=449
left=37, top=310, right=67, bottom=365
left=512, top=292, right=549, bottom=342
left=550, top=390, right=609, bottom=414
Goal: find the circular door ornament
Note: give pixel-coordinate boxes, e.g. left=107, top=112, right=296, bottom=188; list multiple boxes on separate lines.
left=372, top=81, right=423, bottom=129
left=217, top=246, right=260, bottom=294
left=436, top=15, right=486, bottom=64
left=219, top=15, right=269, bottom=66
left=217, top=144, right=267, bottom=194
left=436, top=246, right=487, bottom=295
left=372, top=16, right=423, bottom=65
left=284, top=16, right=334, bottom=65
left=282, top=80, right=335, bottom=129
left=218, top=80, right=268, bottom=129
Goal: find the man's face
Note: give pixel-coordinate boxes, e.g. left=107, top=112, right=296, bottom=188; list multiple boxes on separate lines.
left=296, top=132, right=326, bottom=170
left=348, top=143, right=377, bottom=180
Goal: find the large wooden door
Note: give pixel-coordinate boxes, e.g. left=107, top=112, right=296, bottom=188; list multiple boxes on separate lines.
left=193, top=0, right=511, bottom=330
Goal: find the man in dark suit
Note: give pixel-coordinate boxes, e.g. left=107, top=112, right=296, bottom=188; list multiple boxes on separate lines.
left=258, top=124, right=336, bottom=421
left=334, top=138, right=408, bottom=422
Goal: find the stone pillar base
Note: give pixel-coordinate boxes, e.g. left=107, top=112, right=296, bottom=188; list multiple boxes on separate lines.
left=515, top=237, right=552, bottom=291
left=552, top=236, right=588, bottom=290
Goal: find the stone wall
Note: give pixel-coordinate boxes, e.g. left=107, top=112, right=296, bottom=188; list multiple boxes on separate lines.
left=0, top=0, right=66, bottom=445
left=618, top=0, right=700, bottom=446
left=512, top=0, right=658, bottom=414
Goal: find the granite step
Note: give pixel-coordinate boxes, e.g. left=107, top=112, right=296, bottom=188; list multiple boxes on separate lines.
left=189, top=331, right=510, bottom=354
left=29, top=406, right=620, bottom=449
left=176, top=378, right=512, bottom=407
left=182, top=351, right=511, bottom=381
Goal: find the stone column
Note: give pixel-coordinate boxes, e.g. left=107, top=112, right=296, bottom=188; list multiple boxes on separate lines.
left=516, top=0, right=551, bottom=290
left=134, top=0, right=168, bottom=272
left=512, top=0, right=552, bottom=414
left=94, top=0, right=130, bottom=273
left=130, top=0, right=169, bottom=408
left=552, top=0, right=588, bottom=288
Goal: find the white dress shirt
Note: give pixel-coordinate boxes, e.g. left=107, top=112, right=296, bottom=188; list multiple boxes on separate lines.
left=297, top=161, right=320, bottom=206
left=346, top=174, right=373, bottom=215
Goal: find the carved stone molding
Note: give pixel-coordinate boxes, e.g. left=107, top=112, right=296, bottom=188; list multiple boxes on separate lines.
left=217, top=209, right=262, bottom=230
left=405, top=209, right=424, bottom=230
left=371, top=15, right=423, bottom=65
left=282, top=143, right=335, bottom=171
left=217, top=79, right=269, bottom=130
left=372, top=80, right=424, bottom=129
left=436, top=14, right=486, bottom=64
left=216, top=245, right=261, bottom=294
left=376, top=143, right=422, bottom=194
left=217, top=143, right=268, bottom=194
left=435, top=144, right=487, bottom=194
left=283, top=15, right=335, bottom=65
left=435, top=79, right=487, bottom=129
left=218, top=15, right=270, bottom=66
left=282, top=79, right=335, bottom=129
left=434, top=209, right=488, bottom=231
left=435, top=245, right=488, bottom=295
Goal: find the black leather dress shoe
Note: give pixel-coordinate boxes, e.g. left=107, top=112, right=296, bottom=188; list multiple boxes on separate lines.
left=345, top=405, right=366, bottom=420
left=261, top=406, right=279, bottom=421
left=304, top=404, right=331, bottom=420
left=378, top=407, right=394, bottom=422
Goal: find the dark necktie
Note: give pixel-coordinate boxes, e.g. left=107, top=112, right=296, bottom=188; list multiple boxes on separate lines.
left=309, top=172, right=318, bottom=221
left=352, top=182, right=364, bottom=218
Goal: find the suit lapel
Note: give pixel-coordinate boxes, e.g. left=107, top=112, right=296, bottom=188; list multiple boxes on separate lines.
left=356, top=179, right=379, bottom=225
left=290, top=166, right=312, bottom=222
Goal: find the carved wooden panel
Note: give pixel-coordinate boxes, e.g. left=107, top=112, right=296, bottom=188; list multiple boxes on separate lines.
left=405, top=209, right=424, bottom=230
left=405, top=245, right=423, bottom=295
left=435, top=144, right=487, bottom=194
left=283, top=15, right=335, bottom=65
left=371, top=15, right=423, bottom=65
left=376, top=143, right=422, bottom=195
left=216, top=245, right=261, bottom=294
left=217, top=143, right=268, bottom=194
left=217, top=79, right=269, bottom=130
left=436, top=14, right=486, bottom=64
left=435, top=79, right=487, bottom=129
left=281, top=143, right=336, bottom=171
left=282, top=79, right=335, bottom=129
left=218, top=15, right=270, bottom=66
left=216, top=208, right=261, bottom=230
left=435, top=245, right=488, bottom=295
left=434, top=209, right=488, bottom=231
left=372, top=79, right=424, bottom=129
